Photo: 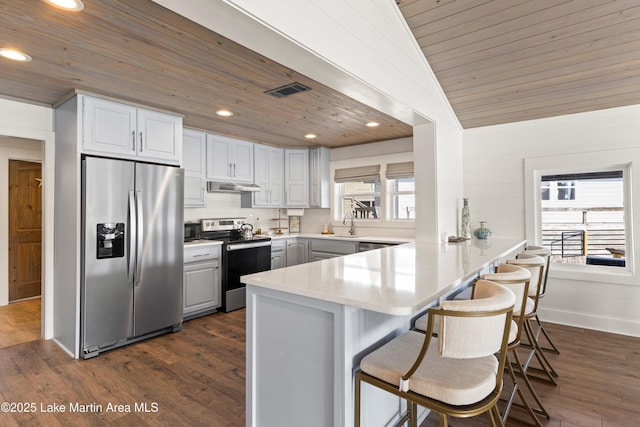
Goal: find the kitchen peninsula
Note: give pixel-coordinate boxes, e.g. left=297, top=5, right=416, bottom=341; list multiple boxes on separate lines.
left=241, top=237, right=525, bottom=427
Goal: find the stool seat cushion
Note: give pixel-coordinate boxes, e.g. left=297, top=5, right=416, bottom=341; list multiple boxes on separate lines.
left=360, top=330, right=499, bottom=406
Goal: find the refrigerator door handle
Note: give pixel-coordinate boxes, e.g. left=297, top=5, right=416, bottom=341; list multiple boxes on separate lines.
left=135, top=190, right=144, bottom=285
left=128, top=190, right=136, bottom=283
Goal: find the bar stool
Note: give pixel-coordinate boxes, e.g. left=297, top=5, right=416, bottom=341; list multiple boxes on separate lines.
left=355, top=280, right=515, bottom=427
left=519, top=247, right=561, bottom=355
left=483, top=263, right=549, bottom=425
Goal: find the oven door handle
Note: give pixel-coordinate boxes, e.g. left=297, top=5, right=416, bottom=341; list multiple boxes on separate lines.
left=226, top=241, right=272, bottom=251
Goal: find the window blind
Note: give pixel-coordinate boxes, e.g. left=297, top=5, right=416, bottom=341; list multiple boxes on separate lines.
left=385, top=161, right=414, bottom=180
left=334, top=165, right=380, bottom=183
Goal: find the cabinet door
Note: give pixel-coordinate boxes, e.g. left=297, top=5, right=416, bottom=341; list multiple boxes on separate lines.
left=183, top=129, right=206, bottom=207
left=268, top=146, right=284, bottom=206
left=206, top=134, right=233, bottom=180
left=183, top=261, right=221, bottom=316
left=253, top=144, right=270, bottom=206
left=286, top=240, right=308, bottom=266
left=285, top=149, right=309, bottom=207
left=136, top=109, right=182, bottom=164
left=232, top=140, right=254, bottom=183
left=309, top=147, right=320, bottom=207
left=271, top=251, right=286, bottom=270
left=309, top=147, right=330, bottom=208
left=82, top=96, right=136, bottom=157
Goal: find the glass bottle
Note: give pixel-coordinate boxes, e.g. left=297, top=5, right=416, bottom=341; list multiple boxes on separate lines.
left=460, top=198, right=470, bottom=239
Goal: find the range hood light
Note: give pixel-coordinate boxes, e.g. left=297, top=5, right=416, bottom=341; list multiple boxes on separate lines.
left=207, top=181, right=260, bottom=193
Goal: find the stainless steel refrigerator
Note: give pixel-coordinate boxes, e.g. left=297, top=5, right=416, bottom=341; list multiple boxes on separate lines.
left=81, top=156, right=184, bottom=359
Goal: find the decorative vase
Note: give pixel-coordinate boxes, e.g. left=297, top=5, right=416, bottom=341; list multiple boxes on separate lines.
left=474, top=221, right=492, bottom=239
left=460, top=198, right=470, bottom=239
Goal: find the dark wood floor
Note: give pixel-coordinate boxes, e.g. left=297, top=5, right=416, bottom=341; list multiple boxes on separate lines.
left=0, top=305, right=639, bottom=426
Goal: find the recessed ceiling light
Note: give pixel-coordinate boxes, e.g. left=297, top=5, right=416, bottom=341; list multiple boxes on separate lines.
left=216, top=109, right=234, bottom=117
left=0, top=49, right=32, bottom=62
left=44, top=0, right=85, bottom=11
left=304, top=134, right=317, bottom=139
left=366, top=121, right=380, bottom=127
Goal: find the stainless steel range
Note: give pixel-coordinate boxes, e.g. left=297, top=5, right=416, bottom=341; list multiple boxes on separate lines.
left=189, top=218, right=271, bottom=312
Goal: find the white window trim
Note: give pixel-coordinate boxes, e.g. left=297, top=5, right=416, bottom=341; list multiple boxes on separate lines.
left=524, top=148, right=638, bottom=286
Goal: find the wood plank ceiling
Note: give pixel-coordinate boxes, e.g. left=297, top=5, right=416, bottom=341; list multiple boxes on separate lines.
left=0, top=0, right=412, bottom=148
left=399, top=0, right=640, bottom=128
left=2, top=1, right=639, bottom=142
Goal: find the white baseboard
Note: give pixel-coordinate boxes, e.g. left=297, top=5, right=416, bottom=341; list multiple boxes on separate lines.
left=538, top=306, right=640, bottom=338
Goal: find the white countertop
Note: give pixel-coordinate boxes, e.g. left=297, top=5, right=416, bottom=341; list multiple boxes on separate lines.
left=241, top=237, right=525, bottom=316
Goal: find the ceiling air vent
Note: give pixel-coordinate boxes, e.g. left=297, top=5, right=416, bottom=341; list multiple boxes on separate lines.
left=265, top=82, right=311, bottom=98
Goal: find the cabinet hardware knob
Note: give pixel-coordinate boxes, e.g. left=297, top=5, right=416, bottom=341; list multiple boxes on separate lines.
left=132, top=130, right=136, bottom=151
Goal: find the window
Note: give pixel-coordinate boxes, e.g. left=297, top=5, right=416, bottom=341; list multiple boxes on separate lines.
left=335, top=165, right=381, bottom=219
left=556, top=180, right=576, bottom=200
left=390, top=178, right=415, bottom=219
left=540, top=170, right=626, bottom=267
left=333, top=161, right=414, bottom=222
left=387, top=161, right=415, bottom=220
left=340, top=180, right=381, bottom=219
left=541, top=181, right=550, bottom=200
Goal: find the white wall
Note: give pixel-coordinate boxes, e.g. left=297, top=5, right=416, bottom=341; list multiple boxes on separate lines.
left=185, top=192, right=292, bottom=233
left=0, top=98, right=55, bottom=339
left=464, top=104, right=640, bottom=337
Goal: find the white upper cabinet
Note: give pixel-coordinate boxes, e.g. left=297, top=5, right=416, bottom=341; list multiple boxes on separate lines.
left=183, top=129, right=206, bottom=207
left=136, top=109, right=183, bottom=164
left=285, top=149, right=309, bottom=207
left=309, top=146, right=331, bottom=208
left=252, top=143, right=284, bottom=207
left=82, top=95, right=182, bottom=165
left=206, top=133, right=254, bottom=183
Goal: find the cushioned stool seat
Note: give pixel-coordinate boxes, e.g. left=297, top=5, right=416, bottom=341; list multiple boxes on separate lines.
left=361, top=331, right=499, bottom=406
left=355, top=280, right=516, bottom=427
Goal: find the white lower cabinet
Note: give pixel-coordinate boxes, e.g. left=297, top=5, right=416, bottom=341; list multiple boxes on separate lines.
left=286, top=238, right=308, bottom=266
left=183, top=244, right=221, bottom=319
left=271, top=239, right=286, bottom=270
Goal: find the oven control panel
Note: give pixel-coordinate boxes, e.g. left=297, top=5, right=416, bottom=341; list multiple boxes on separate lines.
left=201, top=218, right=245, bottom=232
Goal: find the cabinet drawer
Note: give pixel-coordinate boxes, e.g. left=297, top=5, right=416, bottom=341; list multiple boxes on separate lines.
left=184, top=245, right=220, bottom=263
left=271, top=239, right=286, bottom=251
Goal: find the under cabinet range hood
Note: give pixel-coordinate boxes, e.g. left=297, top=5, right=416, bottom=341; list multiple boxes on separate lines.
left=207, top=181, right=260, bottom=193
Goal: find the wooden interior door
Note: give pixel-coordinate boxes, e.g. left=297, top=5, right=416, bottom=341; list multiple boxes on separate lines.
left=8, top=160, right=42, bottom=301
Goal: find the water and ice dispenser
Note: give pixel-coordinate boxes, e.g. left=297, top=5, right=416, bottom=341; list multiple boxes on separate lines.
left=96, top=223, right=125, bottom=259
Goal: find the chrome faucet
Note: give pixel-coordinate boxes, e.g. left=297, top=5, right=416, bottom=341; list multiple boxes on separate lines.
left=343, top=212, right=355, bottom=235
